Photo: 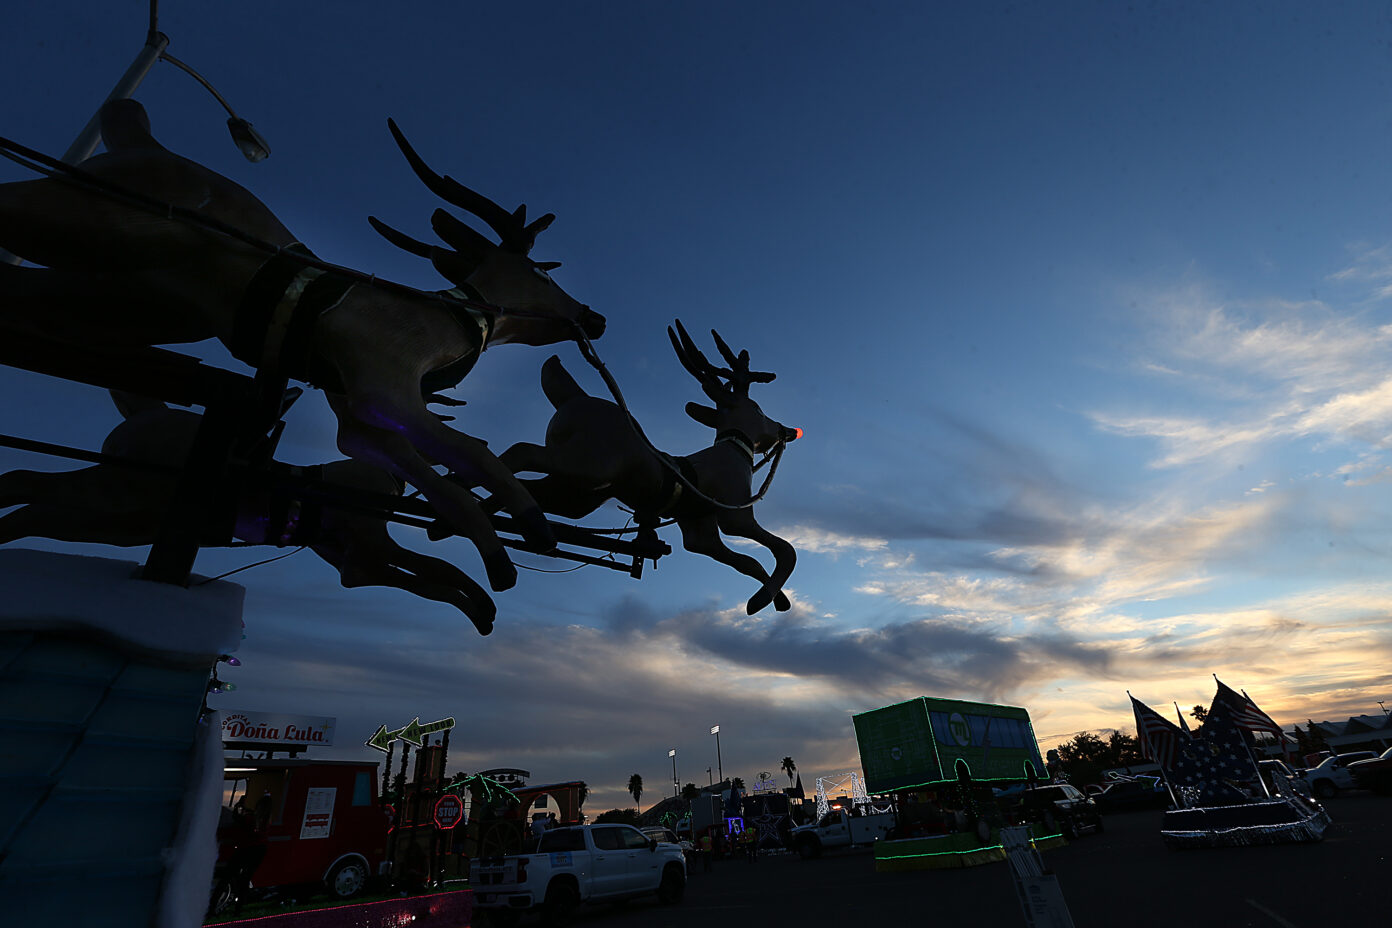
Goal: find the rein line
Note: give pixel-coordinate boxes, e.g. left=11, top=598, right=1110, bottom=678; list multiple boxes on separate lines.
left=572, top=326, right=785, bottom=512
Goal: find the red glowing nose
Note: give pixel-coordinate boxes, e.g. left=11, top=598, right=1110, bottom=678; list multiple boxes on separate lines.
left=789, top=427, right=803, bottom=441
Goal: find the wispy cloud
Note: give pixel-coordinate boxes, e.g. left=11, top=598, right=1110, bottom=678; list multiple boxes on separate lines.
left=1090, top=276, right=1392, bottom=470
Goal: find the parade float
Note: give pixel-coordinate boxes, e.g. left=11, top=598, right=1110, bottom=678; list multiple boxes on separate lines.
left=851, top=696, right=1064, bottom=871
left=1130, top=679, right=1331, bottom=849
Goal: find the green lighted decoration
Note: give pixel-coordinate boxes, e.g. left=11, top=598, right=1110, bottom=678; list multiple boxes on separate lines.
left=853, top=697, right=1045, bottom=793
left=366, top=716, right=456, bottom=752
left=443, top=773, right=521, bottom=807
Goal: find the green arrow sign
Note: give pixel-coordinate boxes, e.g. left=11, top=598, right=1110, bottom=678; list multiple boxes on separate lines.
left=367, top=717, right=455, bottom=751
left=400, top=716, right=456, bottom=746
left=366, top=724, right=405, bottom=753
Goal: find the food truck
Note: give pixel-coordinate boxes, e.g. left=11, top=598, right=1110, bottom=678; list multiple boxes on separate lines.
left=221, top=757, right=389, bottom=900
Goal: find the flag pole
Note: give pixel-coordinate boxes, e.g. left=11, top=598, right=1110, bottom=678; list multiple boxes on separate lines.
left=1131, top=691, right=1181, bottom=809
left=1215, top=677, right=1271, bottom=798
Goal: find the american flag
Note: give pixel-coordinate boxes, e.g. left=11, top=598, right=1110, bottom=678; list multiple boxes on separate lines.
left=1172, top=691, right=1261, bottom=806
left=1214, top=678, right=1287, bottom=740
left=1131, top=694, right=1185, bottom=770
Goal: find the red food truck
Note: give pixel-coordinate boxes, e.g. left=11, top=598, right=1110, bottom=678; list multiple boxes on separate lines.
left=219, top=758, right=389, bottom=905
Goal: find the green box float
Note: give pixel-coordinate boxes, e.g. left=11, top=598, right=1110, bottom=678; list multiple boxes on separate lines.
left=873, top=825, right=1065, bottom=871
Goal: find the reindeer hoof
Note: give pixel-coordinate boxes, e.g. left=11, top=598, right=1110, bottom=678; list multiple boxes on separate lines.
left=774, top=590, right=791, bottom=611
left=483, top=549, right=517, bottom=593
left=426, top=520, right=455, bottom=542
left=746, top=590, right=773, bottom=615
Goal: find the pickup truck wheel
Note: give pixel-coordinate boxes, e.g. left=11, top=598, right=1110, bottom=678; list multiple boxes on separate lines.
left=796, top=836, right=821, bottom=860
left=325, top=858, right=368, bottom=899
left=542, top=881, right=579, bottom=927
left=658, top=865, right=685, bottom=904
left=1313, top=780, right=1336, bottom=799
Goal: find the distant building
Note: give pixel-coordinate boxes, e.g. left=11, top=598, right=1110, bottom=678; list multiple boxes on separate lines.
left=1284, top=714, right=1392, bottom=756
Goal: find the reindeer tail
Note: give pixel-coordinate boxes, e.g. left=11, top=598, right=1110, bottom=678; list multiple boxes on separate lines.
left=539, top=355, right=588, bottom=409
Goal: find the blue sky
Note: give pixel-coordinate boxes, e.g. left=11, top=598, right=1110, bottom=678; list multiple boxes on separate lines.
left=5, top=1, right=1392, bottom=811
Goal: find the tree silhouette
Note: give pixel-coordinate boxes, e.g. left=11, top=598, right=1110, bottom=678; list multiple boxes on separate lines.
left=1191, top=705, right=1208, bottom=724
left=595, top=808, right=640, bottom=825
left=1054, top=730, right=1147, bottom=785
left=628, top=773, right=643, bottom=807
left=731, top=776, right=745, bottom=791
left=681, top=782, right=700, bottom=800
left=781, top=756, right=797, bottom=785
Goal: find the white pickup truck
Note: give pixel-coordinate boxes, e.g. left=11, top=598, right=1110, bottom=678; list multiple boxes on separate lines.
left=789, top=809, right=895, bottom=859
left=470, top=823, right=686, bottom=926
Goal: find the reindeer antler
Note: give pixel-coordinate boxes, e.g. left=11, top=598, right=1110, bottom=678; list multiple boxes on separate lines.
left=386, top=118, right=554, bottom=255
left=668, top=320, right=776, bottom=401
left=668, top=320, right=723, bottom=393
left=709, top=329, right=776, bottom=396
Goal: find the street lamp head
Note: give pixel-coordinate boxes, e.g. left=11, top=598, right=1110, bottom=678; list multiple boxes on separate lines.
left=668, top=749, right=676, bottom=757
left=227, top=117, right=270, bottom=162
left=710, top=725, right=720, bottom=735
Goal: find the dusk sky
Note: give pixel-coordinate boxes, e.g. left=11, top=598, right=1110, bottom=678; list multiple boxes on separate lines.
left=5, top=1, right=1392, bottom=813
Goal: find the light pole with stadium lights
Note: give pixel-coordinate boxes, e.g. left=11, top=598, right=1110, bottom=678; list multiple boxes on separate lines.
left=711, top=725, right=723, bottom=784
left=669, top=749, right=678, bottom=799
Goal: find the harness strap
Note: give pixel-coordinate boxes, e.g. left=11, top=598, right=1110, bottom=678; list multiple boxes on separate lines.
left=653, top=454, right=705, bottom=521
left=267, top=463, right=325, bottom=547
left=421, top=286, right=495, bottom=395
left=233, top=243, right=355, bottom=391
left=715, top=430, right=757, bottom=465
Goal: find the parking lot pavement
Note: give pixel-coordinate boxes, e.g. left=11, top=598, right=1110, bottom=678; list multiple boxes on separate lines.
left=478, top=793, right=1391, bottom=928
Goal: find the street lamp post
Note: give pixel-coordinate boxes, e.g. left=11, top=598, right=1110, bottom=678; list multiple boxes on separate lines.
left=669, top=749, right=678, bottom=799
left=711, top=725, right=722, bottom=784
left=2, top=2, right=270, bottom=266
left=1379, top=701, right=1388, bottom=717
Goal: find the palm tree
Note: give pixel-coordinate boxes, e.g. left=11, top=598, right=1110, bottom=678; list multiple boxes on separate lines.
left=628, top=774, right=643, bottom=807
left=781, top=756, right=796, bottom=785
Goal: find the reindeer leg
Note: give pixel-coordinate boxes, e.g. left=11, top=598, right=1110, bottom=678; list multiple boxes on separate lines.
left=498, top=441, right=549, bottom=474
left=716, top=509, right=796, bottom=614
left=676, top=513, right=791, bottom=614
left=329, top=401, right=519, bottom=592
left=314, top=540, right=498, bottom=636
left=328, top=369, right=558, bottom=552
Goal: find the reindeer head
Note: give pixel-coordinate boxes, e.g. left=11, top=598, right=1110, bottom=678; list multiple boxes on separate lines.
left=368, top=119, right=605, bottom=344
left=668, top=320, right=800, bottom=456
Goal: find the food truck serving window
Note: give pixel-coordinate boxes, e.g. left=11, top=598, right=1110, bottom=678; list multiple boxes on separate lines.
left=352, top=771, right=372, bottom=806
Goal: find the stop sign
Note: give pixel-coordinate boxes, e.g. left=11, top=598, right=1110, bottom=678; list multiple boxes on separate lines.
left=433, top=793, right=464, bottom=830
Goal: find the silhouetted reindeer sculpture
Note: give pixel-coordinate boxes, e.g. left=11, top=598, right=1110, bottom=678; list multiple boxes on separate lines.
left=499, top=322, right=799, bottom=614
left=0, top=393, right=499, bottom=634
left=0, top=99, right=605, bottom=593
